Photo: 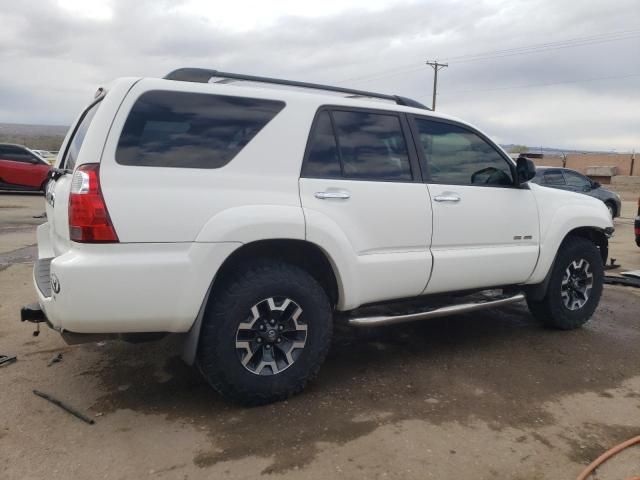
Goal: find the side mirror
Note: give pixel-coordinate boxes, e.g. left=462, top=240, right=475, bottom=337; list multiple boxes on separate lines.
left=592, top=181, right=601, bottom=189
left=516, top=156, right=536, bottom=184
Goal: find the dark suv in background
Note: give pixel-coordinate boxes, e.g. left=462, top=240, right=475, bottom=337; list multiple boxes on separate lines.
left=531, top=167, right=622, bottom=218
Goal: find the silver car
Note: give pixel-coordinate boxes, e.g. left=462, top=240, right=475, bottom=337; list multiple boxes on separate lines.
left=531, top=167, right=622, bottom=218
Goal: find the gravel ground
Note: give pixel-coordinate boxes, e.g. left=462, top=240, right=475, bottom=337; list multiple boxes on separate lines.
left=1, top=192, right=638, bottom=480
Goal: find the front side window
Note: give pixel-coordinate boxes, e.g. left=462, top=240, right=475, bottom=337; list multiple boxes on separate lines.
left=332, top=110, right=412, bottom=181
left=564, top=170, right=590, bottom=189
left=116, top=91, right=285, bottom=169
left=413, top=118, right=513, bottom=186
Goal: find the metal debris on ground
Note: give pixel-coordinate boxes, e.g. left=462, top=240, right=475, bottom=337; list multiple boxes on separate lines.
left=605, top=275, right=640, bottom=288
left=0, top=355, right=17, bottom=367
left=32, top=390, right=95, bottom=425
left=47, top=353, right=63, bottom=367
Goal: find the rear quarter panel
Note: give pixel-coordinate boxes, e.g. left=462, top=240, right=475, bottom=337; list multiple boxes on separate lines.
left=99, top=79, right=314, bottom=243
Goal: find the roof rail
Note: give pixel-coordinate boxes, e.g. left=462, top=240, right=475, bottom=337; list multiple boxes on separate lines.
left=163, top=68, right=430, bottom=110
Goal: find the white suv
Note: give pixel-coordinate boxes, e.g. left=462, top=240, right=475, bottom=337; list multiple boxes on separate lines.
left=22, top=68, right=614, bottom=404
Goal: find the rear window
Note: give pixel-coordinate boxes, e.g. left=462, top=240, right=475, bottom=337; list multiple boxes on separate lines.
left=63, top=100, right=101, bottom=171
left=116, top=90, right=285, bottom=169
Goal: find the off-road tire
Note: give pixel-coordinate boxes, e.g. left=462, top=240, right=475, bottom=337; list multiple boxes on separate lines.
left=526, top=236, right=603, bottom=330
left=197, top=261, right=332, bottom=405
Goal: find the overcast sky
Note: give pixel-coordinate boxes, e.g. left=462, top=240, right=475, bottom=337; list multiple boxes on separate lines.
left=1, top=0, right=639, bottom=151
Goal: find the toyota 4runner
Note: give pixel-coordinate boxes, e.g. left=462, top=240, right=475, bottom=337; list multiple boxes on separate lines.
left=21, top=68, right=614, bottom=405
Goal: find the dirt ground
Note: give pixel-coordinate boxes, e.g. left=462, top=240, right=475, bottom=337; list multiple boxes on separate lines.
left=1, top=192, right=639, bottom=480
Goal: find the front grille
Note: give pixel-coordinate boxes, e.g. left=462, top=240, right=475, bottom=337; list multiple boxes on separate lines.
left=35, top=258, right=53, bottom=298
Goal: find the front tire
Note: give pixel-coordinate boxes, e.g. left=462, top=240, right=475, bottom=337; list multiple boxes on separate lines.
left=197, top=261, right=333, bottom=405
left=526, top=236, right=604, bottom=330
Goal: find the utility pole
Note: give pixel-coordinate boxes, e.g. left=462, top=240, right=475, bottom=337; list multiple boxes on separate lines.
left=426, top=60, right=448, bottom=110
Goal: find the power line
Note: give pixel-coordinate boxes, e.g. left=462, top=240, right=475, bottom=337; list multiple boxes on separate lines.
left=438, top=72, right=640, bottom=96
left=443, top=29, right=640, bottom=62
left=445, top=31, right=640, bottom=64
left=337, top=28, right=640, bottom=85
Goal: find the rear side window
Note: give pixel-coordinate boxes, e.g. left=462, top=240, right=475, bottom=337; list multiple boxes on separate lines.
left=64, top=100, right=101, bottom=171
left=302, top=108, right=412, bottom=181
left=332, top=110, right=412, bottom=181
left=543, top=170, right=566, bottom=185
left=301, top=111, right=341, bottom=178
left=116, top=91, right=285, bottom=169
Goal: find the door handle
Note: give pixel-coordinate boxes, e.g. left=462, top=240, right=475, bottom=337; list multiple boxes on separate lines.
left=434, top=194, right=461, bottom=202
left=315, top=191, right=351, bottom=200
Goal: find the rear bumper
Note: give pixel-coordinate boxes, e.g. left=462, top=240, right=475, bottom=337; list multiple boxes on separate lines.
left=634, top=216, right=640, bottom=247
left=31, top=223, right=240, bottom=334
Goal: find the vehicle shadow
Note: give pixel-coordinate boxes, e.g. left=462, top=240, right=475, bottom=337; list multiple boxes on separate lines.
left=81, top=287, right=639, bottom=473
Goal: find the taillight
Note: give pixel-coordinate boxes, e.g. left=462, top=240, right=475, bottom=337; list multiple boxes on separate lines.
left=68, top=164, right=119, bottom=243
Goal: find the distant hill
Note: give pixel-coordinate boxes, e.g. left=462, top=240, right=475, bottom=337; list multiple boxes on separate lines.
left=500, top=144, right=625, bottom=156
left=0, top=123, right=68, bottom=151
left=0, top=122, right=629, bottom=156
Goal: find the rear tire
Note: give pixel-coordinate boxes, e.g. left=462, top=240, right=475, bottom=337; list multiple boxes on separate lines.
left=526, top=236, right=603, bottom=330
left=197, top=261, right=333, bottom=405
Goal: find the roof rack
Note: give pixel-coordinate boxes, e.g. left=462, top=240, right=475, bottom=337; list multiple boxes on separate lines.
left=163, top=68, right=430, bottom=110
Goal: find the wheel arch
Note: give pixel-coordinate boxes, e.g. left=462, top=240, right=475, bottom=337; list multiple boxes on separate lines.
left=603, top=199, right=617, bottom=217
left=525, top=226, right=609, bottom=301
left=181, top=238, right=341, bottom=364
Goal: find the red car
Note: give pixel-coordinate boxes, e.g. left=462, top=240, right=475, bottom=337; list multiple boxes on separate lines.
left=0, top=144, right=51, bottom=192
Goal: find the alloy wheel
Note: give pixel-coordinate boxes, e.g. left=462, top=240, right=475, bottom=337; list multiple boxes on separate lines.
left=560, top=259, right=594, bottom=311
left=235, top=297, right=307, bottom=375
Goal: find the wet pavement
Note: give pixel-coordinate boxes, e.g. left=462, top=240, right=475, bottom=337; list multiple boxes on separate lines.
left=1, top=192, right=639, bottom=479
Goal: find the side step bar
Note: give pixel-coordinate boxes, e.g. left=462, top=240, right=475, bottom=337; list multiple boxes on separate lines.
left=348, top=293, right=525, bottom=327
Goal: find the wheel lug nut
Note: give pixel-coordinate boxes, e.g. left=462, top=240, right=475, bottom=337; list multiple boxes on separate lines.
left=278, top=325, right=283, bottom=331
left=257, top=338, right=262, bottom=343
left=277, top=338, right=282, bottom=343
left=270, top=319, right=276, bottom=325
left=260, top=325, right=265, bottom=331
left=265, top=344, right=271, bottom=349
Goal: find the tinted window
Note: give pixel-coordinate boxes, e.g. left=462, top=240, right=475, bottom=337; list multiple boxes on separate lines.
left=414, top=119, right=513, bottom=186
left=332, top=110, right=412, bottom=181
left=302, top=111, right=341, bottom=178
left=0, top=145, right=38, bottom=164
left=543, top=170, right=566, bottom=185
left=564, top=170, right=590, bottom=188
left=64, top=100, right=101, bottom=171
left=116, top=91, right=285, bottom=169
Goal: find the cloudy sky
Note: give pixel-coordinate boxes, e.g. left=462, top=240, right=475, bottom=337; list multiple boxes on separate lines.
left=1, top=0, right=639, bottom=151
